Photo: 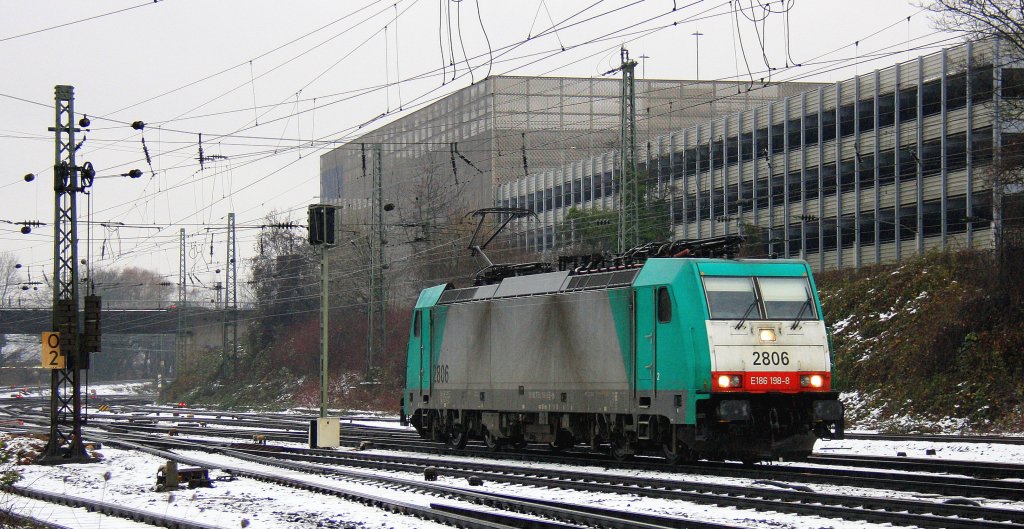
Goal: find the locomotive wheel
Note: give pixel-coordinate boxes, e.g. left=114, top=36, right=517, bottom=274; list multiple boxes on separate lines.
left=511, top=436, right=528, bottom=450
left=549, top=429, right=574, bottom=452
left=482, top=428, right=502, bottom=452
left=446, top=423, right=468, bottom=450
left=429, top=412, right=448, bottom=443
left=662, top=441, right=696, bottom=465
left=610, top=435, right=633, bottom=462
left=411, top=413, right=430, bottom=440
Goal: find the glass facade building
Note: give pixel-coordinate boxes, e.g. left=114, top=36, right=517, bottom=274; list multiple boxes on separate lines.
left=499, top=40, right=1018, bottom=270
left=320, top=76, right=818, bottom=231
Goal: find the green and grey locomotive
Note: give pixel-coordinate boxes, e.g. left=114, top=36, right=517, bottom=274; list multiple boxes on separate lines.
left=402, top=238, right=844, bottom=463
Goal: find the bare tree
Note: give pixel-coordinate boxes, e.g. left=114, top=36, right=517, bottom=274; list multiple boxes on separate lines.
left=89, top=266, right=174, bottom=309
left=930, top=0, right=1024, bottom=296
left=0, top=252, right=19, bottom=307
left=929, top=0, right=1024, bottom=52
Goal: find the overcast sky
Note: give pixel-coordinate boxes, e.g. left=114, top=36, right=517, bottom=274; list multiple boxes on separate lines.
left=0, top=0, right=944, bottom=300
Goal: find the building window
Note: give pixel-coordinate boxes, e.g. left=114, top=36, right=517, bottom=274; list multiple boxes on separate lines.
left=821, top=109, right=837, bottom=143
left=805, top=221, right=820, bottom=253
left=804, top=167, right=819, bottom=198
left=839, top=103, right=855, bottom=138
left=755, top=177, right=768, bottom=209
left=899, top=147, right=917, bottom=179
left=878, top=207, right=897, bottom=243
left=741, top=132, right=754, bottom=162
left=859, top=214, right=875, bottom=246
left=698, top=145, right=710, bottom=173
left=712, top=139, right=724, bottom=170
left=822, top=163, right=837, bottom=196
left=787, top=171, right=801, bottom=202
left=971, top=64, right=994, bottom=102
left=920, top=137, right=942, bottom=176
left=921, top=79, right=942, bottom=116
left=840, top=214, right=856, bottom=248
left=787, top=118, right=801, bottom=149
left=878, top=149, right=896, bottom=186
left=947, top=72, right=968, bottom=110
left=755, top=127, right=769, bottom=155
left=1003, top=68, right=1024, bottom=98
left=770, top=175, right=784, bottom=205
left=857, top=153, right=875, bottom=189
left=685, top=148, right=697, bottom=176
left=803, top=113, right=819, bottom=147
left=671, top=151, right=684, bottom=181
left=899, top=203, right=918, bottom=241
left=727, top=136, right=739, bottom=165
left=771, top=123, right=785, bottom=154
left=878, top=93, right=896, bottom=127
left=857, top=98, right=874, bottom=133
left=839, top=160, right=856, bottom=192
left=899, top=86, right=918, bottom=122
left=973, top=127, right=994, bottom=166
left=947, top=132, right=968, bottom=172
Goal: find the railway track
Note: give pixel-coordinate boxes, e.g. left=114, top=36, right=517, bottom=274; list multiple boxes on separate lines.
left=97, top=433, right=734, bottom=529
left=79, top=410, right=1024, bottom=501
left=97, top=428, right=1024, bottom=529
left=7, top=401, right=1024, bottom=529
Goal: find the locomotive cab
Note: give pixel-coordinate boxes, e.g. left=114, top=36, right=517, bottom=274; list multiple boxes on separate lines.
left=692, top=263, right=844, bottom=461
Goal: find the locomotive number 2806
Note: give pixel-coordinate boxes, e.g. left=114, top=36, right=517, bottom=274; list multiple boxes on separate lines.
left=752, top=351, right=789, bottom=366
left=432, top=364, right=449, bottom=384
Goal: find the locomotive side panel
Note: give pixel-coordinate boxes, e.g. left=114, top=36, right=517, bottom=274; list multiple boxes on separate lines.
left=432, top=288, right=632, bottom=414
left=431, top=301, right=491, bottom=410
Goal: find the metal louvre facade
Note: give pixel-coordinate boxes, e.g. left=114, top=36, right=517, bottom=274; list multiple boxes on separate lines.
left=319, top=76, right=817, bottom=230
left=499, top=40, right=1014, bottom=271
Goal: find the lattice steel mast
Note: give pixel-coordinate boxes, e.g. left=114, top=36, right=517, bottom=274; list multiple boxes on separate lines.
left=176, top=228, right=186, bottom=378
left=40, top=85, right=91, bottom=464
left=223, top=212, right=238, bottom=372
left=617, top=48, right=639, bottom=252
left=367, top=144, right=386, bottom=379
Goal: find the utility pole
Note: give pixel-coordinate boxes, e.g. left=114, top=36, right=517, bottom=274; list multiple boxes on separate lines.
left=223, top=213, right=237, bottom=373
left=692, top=31, right=704, bottom=79
left=615, top=48, right=639, bottom=252
left=367, top=144, right=386, bottom=380
left=176, top=228, right=187, bottom=379
left=39, top=85, right=92, bottom=464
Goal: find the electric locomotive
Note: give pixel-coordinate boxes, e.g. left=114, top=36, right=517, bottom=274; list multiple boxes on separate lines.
left=402, top=234, right=844, bottom=463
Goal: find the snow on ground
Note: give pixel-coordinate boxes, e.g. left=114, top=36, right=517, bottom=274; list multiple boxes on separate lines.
left=816, top=435, right=1024, bottom=464
left=5, top=412, right=1024, bottom=528
left=6, top=442, right=448, bottom=529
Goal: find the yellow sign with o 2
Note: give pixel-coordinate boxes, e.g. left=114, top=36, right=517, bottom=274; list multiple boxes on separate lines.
left=42, top=332, right=65, bottom=369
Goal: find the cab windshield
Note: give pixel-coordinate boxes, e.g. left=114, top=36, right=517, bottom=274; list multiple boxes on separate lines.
left=703, top=276, right=817, bottom=321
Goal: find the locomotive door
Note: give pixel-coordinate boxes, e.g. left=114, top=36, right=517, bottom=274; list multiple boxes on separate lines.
left=634, top=287, right=657, bottom=395
left=417, top=309, right=432, bottom=399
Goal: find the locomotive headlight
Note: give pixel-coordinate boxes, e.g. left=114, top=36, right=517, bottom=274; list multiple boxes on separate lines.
left=717, top=374, right=743, bottom=388
left=800, top=374, right=825, bottom=388
left=758, top=328, right=777, bottom=342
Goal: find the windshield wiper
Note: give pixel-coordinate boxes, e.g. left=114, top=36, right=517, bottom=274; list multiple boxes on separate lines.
left=790, top=298, right=813, bottom=330
left=734, top=300, right=759, bottom=330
